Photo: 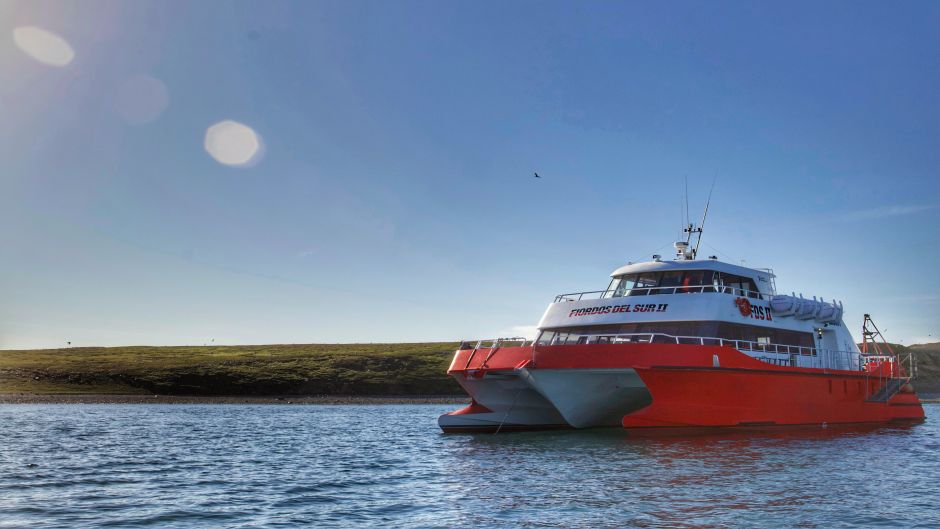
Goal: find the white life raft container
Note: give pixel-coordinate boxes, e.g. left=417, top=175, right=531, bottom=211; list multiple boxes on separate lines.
left=770, top=293, right=843, bottom=323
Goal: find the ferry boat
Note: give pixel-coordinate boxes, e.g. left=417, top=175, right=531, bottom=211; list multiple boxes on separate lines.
left=439, top=224, right=924, bottom=432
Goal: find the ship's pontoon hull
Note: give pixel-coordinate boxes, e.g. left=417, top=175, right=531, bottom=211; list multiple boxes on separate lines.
left=438, top=347, right=570, bottom=432
left=438, top=368, right=567, bottom=432
left=518, top=367, right=652, bottom=428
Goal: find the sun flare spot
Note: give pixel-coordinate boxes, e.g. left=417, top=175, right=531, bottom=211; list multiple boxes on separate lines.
left=12, top=26, right=75, bottom=67
left=204, top=120, right=262, bottom=166
left=115, top=75, right=169, bottom=124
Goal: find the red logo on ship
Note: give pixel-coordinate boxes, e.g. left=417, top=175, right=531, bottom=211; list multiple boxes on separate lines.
left=735, top=297, right=772, bottom=321
left=735, top=297, right=752, bottom=317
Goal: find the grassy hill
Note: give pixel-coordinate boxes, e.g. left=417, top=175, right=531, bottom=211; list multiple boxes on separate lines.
left=1, top=341, right=938, bottom=398
left=852, top=342, right=940, bottom=397
left=907, top=342, right=940, bottom=396
left=0, top=343, right=462, bottom=396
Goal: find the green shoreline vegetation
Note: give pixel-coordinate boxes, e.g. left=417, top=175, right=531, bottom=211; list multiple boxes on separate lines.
left=0, top=343, right=463, bottom=396
left=1, top=341, right=939, bottom=398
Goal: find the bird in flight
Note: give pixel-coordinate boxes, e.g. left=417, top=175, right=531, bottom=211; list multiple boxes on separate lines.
left=534, top=172, right=541, bottom=178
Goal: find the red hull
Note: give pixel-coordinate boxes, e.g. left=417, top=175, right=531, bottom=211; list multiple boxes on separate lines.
left=447, top=342, right=925, bottom=429
left=621, top=365, right=924, bottom=429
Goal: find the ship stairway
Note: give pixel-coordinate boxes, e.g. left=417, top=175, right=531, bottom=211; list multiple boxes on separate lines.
left=866, top=378, right=906, bottom=403
left=860, top=314, right=916, bottom=403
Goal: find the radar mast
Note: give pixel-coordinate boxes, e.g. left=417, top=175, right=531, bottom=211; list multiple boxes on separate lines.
left=674, top=179, right=714, bottom=261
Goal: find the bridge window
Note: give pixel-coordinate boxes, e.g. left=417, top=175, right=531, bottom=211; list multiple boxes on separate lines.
left=659, top=271, right=683, bottom=289
left=715, top=273, right=759, bottom=297
left=605, top=277, right=627, bottom=298
left=682, top=270, right=714, bottom=292
left=599, top=270, right=766, bottom=298
left=628, top=273, right=660, bottom=296
left=609, top=270, right=723, bottom=296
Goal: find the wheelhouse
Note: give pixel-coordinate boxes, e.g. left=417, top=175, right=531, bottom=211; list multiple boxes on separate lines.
left=604, top=270, right=761, bottom=298
left=555, top=259, right=776, bottom=302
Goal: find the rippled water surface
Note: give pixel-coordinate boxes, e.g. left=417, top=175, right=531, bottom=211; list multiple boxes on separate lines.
left=1, top=404, right=939, bottom=528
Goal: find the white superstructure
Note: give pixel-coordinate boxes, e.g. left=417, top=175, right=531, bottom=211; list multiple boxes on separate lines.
left=537, top=257, right=860, bottom=370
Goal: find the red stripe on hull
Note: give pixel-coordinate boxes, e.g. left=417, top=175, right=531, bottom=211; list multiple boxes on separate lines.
left=447, top=400, right=492, bottom=415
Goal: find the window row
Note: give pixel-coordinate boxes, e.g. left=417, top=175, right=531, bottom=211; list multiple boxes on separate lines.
left=605, top=271, right=761, bottom=298
left=537, top=321, right=816, bottom=354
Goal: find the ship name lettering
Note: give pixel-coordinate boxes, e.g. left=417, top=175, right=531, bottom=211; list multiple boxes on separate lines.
left=568, top=303, right=668, bottom=317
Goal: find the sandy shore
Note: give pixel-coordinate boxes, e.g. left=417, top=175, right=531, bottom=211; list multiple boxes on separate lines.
left=0, top=394, right=470, bottom=405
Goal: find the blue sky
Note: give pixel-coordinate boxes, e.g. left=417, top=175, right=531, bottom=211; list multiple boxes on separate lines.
left=1, top=0, right=938, bottom=349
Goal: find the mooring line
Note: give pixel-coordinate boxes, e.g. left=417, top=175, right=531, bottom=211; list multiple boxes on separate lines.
left=494, top=385, right=524, bottom=435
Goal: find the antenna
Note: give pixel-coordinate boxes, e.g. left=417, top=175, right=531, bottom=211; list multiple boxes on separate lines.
left=684, top=176, right=690, bottom=234
left=692, top=177, right=716, bottom=259
left=679, top=194, right=684, bottom=240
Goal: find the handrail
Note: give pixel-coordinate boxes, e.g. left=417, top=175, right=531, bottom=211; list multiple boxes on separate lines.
left=553, top=285, right=770, bottom=303
left=456, top=332, right=912, bottom=375
left=457, top=337, right=532, bottom=350
left=859, top=350, right=915, bottom=400
left=541, top=331, right=816, bottom=354
left=538, top=331, right=865, bottom=370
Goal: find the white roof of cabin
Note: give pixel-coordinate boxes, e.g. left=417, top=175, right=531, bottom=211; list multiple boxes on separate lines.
left=610, top=259, right=775, bottom=280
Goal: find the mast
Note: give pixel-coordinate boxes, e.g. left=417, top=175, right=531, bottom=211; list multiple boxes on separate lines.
left=674, top=179, right=714, bottom=261
left=692, top=178, right=716, bottom=259
left=861, top=314, right=896, bottom=357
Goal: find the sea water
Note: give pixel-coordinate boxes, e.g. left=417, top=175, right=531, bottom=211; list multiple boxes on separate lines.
left=1, top=404, right=938, bottom=528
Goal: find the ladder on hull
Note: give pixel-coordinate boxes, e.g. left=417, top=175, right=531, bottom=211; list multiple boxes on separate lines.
left=867, top=378, right=906, bottom=403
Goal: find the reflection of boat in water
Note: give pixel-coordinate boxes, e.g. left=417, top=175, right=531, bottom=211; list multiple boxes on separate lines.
left=439, top=220, right=925, bottom=433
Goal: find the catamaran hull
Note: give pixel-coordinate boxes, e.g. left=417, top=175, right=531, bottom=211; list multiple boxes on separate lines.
left=437, top=369, right=568, bottom=432
left=439, top=343, right=925, bottom=432
left=518, top=368, right=652, bottom=428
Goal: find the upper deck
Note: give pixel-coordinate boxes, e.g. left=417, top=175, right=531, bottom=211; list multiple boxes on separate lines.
left=555, top=258, right=776, bottom=302
left=534, top=256, right=859, bottom=368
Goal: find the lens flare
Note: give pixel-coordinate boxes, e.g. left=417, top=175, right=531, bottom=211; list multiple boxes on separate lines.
left=115, top=75, right=169, bottom=124
left=204, top=120, right=262, bottom=166
left=12, top=26, right=75, bottom=67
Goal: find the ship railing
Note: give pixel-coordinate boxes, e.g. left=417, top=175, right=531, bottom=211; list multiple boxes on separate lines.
left=859, top=351, right=916, bottom=381
left=539, top=331, right=865, bottom=370
left=903, top=351, right=916, bottom=380
left=553, top=285, right=769, bottom=303
left=457, top=337, right=532, bottom=351
left=544, top=331, right=815, bottom=355
left=857, top=351, right=916, bottom=401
